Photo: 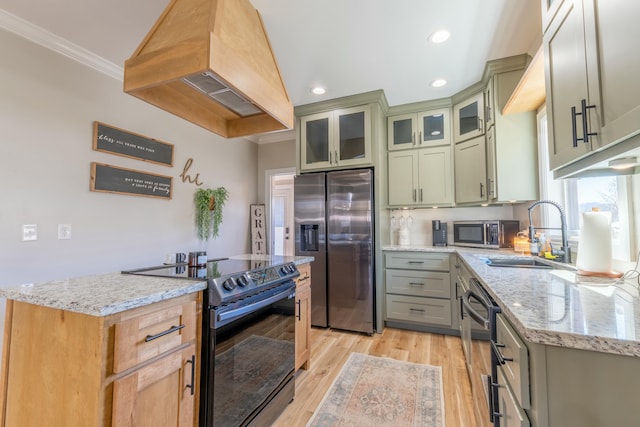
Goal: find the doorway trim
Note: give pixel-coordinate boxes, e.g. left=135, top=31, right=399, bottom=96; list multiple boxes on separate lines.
left=265, top=167, right=296, bottom=255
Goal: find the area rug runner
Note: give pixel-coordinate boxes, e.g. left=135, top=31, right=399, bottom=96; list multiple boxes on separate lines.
left=306, top=352, right=444, bottom=427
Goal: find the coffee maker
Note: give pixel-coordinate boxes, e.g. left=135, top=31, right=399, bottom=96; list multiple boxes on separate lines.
left=432, top=220, right=448, bottom=247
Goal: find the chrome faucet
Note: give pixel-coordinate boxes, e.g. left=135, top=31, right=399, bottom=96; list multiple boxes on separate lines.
left=527, top=200, right=571, bottom=263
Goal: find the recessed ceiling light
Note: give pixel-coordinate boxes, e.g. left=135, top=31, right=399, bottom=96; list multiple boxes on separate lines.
left=608, top=157, right=638, bottom=170
left=311, top=86, right=326, bottom=95
left=429, top=30, right=450, bottom=44
left=431, top=79, right=447, bottom=88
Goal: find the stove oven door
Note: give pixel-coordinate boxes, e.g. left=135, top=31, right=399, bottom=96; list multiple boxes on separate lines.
left=201, top=283, right=296, bottom=427
left=463, top=284, right=497, bottom=427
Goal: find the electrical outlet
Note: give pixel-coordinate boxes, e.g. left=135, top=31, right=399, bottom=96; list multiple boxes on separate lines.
left=58, top=224, right=72, bottom=240
left=22, top=224, right=37, bottom=241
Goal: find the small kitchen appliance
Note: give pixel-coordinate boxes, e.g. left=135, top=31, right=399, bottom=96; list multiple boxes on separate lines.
left=432, top=220, right=448, bottom=247
left=453, top=220, right=519, bottom=249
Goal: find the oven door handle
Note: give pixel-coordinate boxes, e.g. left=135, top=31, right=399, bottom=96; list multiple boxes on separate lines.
left=463, top=289, right=490, bottom=330
left=217, top=285, right=295, bottom=324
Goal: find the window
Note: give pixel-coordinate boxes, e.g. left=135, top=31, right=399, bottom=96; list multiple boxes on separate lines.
left=537, top=108, right=635, bottom=262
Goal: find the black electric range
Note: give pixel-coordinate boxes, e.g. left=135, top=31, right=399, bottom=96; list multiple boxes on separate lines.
left=123, top=257, right=300, bottom=306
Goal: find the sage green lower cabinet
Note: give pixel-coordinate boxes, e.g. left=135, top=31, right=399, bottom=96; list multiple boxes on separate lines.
left=496, top=312, right=640, bottom=426
left=384, top=251, right=457, bottom=333
left=388, top=145, right=453, bottom=207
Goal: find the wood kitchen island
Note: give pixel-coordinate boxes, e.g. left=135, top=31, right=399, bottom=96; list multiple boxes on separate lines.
left=0, top=273, right=206, bottom=427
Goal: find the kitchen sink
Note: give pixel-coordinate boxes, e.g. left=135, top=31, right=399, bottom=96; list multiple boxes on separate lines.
left=486, top=257, right=553, bottom=269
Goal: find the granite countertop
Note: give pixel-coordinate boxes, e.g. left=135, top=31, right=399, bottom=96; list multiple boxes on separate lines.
left=383, top=245, right=640, bottom=358
left=0, top=255, right=314, bottom=317
left=0, top=273, right=207, bottom=317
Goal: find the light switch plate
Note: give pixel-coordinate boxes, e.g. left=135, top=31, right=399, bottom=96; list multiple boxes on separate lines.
left=22, top=224, right=37, bottom=241
left=58, top=224, right=71, bottom=240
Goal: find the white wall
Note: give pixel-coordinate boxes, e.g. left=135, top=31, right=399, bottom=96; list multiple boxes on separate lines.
left=0, top=29, right=258, bottom=292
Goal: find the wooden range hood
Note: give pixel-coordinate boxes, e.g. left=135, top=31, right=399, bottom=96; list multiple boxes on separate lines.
left=123, top=0, right=293, bottom=138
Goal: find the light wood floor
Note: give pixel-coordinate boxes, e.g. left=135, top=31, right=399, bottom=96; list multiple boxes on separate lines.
left=273, top=326, right=478, bottom=427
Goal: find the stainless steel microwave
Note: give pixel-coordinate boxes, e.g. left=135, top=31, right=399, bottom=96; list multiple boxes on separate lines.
left=453, top=220, right=519, bottom=249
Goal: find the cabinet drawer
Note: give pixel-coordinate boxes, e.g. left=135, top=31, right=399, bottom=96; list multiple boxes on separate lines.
left=114, top=299, right=197, bottom=373
left=384, top=252, right=449, bottom=271
left=386, top=269, right=451, bottom=298
left=495, top=313, right=530, bottom=409
left=296, top=263, right=311, bottom=288
left=496, top=367, right=530, bottom=427
left=385, top=294, right=452, bottom=326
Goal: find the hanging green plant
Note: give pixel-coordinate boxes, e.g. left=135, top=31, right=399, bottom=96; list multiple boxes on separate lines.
left=194, top=187, right=229, bottom=240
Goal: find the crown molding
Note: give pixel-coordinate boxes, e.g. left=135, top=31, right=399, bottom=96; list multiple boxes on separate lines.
left=0, top=8, right=123, bottom=81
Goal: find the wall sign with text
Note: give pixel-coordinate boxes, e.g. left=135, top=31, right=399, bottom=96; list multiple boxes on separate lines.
left=93, top=121, right=174, bottom=166
left=90, top=163, right=172, bottom=199
left=251, top=204, right=266, bottom=254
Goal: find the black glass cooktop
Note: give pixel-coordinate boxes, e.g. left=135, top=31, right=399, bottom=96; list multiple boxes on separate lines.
left=123, top=258, right=281, bottom=280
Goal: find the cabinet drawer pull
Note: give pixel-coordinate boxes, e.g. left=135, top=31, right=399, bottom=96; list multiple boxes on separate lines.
left=409, top=308, right=425, bottom=313
left=144, top=324, right=185, bottom=342
left=419, top=188, right=423, bottom=202
left=412, top=131, right=416, bottom=145
left=408, top=282, right=425, bottom=286
left=413, top=189, right=417, bottom=202
left=418, top=131, right=423, bottom=145
left=329, top=151, right=333, bottom=164
left=185, top=355, right=195, bottom=396
left=407, top=261, right=424, bottom=264
left=296, top=299, right=302, bottom=320
left=490, top=340, right=514, bottom=364
left=580, top=99, right=598, bottom=143
left=571, top=105, right=580, bottom=147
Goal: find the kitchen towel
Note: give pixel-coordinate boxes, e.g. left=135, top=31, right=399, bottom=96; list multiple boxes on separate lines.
left=576, top=211, right=612, bottom=273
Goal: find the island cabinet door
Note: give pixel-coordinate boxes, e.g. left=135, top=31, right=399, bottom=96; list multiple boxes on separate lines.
left=112, top=344, right=197, bottom=427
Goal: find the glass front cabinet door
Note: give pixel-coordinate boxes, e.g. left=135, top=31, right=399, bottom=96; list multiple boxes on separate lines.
left=388, top=108, right=450, bottom=150
left=300, top=105, right=371, bottom=171
left=453, top=92, right=485, bottom=143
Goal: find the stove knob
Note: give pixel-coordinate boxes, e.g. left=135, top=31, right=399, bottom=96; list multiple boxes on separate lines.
left=222, top=278, right=236, bottom=291
left=236, top=275, right=248, bottom=287
left=280, top=265, right=289, bottom=275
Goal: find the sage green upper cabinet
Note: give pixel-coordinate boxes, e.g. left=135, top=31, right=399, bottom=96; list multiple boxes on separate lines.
left=454, top=135, right=487, bottom=204
left=388, top=109, right=451, bottom=150
left=544, top=0, right=640, bottom=173
left=485, top=71, right=538, bottom=203
left=543, top=0, right=593, bottom=170
left=388, top=146, right=453, bottom=207
left=484, top=78, right=495, bottom=130
left=300, top=105, right=371, bottom=171
left=453, top=92, right=485, bottom=143
left=585, top=0, right=640, bottom=151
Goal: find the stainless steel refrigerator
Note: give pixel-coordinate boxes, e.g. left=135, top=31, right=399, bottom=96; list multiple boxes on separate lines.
left=294, top=168, right=374, bottom=334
